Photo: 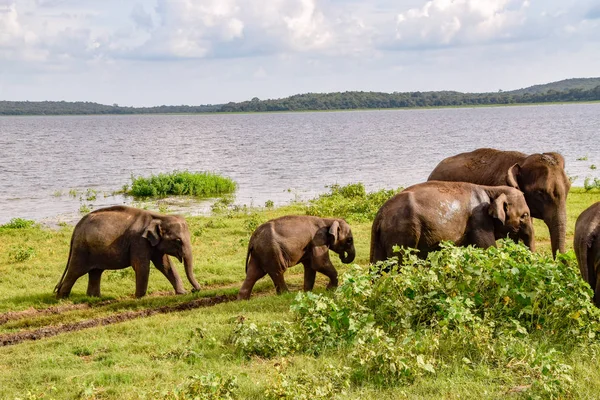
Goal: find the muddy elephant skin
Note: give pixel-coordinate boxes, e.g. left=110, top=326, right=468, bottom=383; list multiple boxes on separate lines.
left=238, top=215, right=356, bottom=300
left=428, top=148, right=570, bottom=257
left=574, top=202, right=600, bottom=306
left=55, top=206, right=201, bottom=298
left=370, top=181, right=535, bottom=262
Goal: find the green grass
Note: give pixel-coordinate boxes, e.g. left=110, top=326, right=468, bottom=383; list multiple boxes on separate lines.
left=0, top=186, right=599, bottom=399
left=127, top=171, right=236, bottom=198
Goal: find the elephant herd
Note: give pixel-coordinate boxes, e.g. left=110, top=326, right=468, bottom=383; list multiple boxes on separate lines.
left=54, top=148, right=600, bottom=306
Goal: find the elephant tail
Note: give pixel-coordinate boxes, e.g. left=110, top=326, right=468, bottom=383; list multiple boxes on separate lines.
left=370, top=218, right=382, bottom=264
left=245, top=244, right=253, bottom=274
left=54, top=234, right=75, bottom=293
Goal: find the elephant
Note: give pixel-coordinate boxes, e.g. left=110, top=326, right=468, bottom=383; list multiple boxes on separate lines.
left=574, top=202, right=600, bottom=306
left=370, top=181, right=535, bottom=263
left=428, top=148, right=570, bottom=257
left=54, top=206, right=201, bottom=298
left=237, top=216, right=356, bottom=300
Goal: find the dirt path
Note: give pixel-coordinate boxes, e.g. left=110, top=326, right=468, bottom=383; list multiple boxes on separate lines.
left=0, top=301, right=115, bottom=326
left=0, top=294, right=236, bottom=347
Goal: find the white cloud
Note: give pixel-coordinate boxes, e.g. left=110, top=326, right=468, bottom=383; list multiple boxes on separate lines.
left=394, top=0, right=529, bottom=47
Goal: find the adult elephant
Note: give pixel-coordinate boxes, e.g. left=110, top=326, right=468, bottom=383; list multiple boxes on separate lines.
left=55, top=206, right=201, bottom=298
left=238, top=216, right=356, bottom=300
left=428, top=148, right=570, bottom=257
left=370, top=181, right=535, bottom=262
left=574, top=202, right=600, bottom=306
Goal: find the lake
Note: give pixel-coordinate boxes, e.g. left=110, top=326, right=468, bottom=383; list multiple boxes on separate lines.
left=1, top=103, right=599, bottom=225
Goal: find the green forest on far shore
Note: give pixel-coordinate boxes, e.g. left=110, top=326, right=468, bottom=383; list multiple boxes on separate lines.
left=1, top=77, right=600, bottom=115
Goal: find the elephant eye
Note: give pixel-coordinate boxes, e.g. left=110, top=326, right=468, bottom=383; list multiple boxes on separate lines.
left=176, top=238, right=183, bottom=244
left=522, top=213, right=529, bottom=219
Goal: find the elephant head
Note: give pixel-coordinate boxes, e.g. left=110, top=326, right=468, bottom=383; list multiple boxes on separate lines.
left=506, top=152, right=570, bottom=256
left=327, top=219, right=356, bottom=264
left=142, top=215, right=201, bottom=291
left=489, top=189, right=536, bottom=251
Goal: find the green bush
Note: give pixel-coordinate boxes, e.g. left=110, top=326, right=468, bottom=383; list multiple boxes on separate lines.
left=128, top=171, right=236, bottom=198
left=230, top=241, right=599, bottom=397
left=0, top=218, right=35, bottom=229
left=9, top=245, right=36, bottom=263
left=160, top=373, right=237, bottom=400
left=305, top=183, right=400, bottom=222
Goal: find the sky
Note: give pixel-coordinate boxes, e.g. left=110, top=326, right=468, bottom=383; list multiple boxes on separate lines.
left=1, top=0, right=599, bottom=106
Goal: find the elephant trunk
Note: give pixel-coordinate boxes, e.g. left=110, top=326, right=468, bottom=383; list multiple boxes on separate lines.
left=546, top=206, right=567, bottom=258
left=183, top=247, right=201, bottom=292
left=340, top=248, right=356, bottom=264
left=521, top=225, right=536, bottom=252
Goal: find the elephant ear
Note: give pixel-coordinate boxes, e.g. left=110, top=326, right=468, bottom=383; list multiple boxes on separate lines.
left=142, top=219, right=162, bottom=246
left=489, top=193, right=508, bottom=225
left=506, top=163, right=521, bottom=189
left=328, top=220, right=340, bottom=246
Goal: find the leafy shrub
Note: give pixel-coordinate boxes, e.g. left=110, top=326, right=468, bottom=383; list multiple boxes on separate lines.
left=9, top=246, right=36, bottom=263
left=305, top=183, right=400, bottom=222
left=1, top=218, right=35, bottom=229
left=584, top=177, right=600, bottom=191
left=230, top=241, right=599, bottom=397
left=161, top=373, right=237, bottom=400
left=265, top=361, right=351, bottom=399
left=128, top=171, right=236, bottom=198
left=244, top=214, right=263, bottom=234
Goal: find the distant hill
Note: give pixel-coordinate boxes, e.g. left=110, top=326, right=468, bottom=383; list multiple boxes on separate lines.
left=1, top=78, right=599, bottom=115
left=508, top=77, right=600, bottom=95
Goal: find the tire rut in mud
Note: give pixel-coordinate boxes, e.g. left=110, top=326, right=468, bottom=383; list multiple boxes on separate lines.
left=0, top=294, right=237, bottom=347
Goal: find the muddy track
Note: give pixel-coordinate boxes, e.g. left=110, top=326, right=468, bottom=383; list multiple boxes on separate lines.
left=0, top=294, right=237, bottom=347
left=0, top=301, right=115, bottom=326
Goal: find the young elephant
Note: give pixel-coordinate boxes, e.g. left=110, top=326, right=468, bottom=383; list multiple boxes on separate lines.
left=370, top=181, right=535, bottom=262
left=574, top=202, right=600, bottom=306
left=238, top=216, right=356, bottom=300
left=55, top=206, right=201, bottom=298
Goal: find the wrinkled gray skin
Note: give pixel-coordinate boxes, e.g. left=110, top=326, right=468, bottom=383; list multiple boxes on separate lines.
left=55, top=206, right=201, bottom=298
left=238, top=216, right=356, bottom=300
left=370, top=181, right=535, bottom=262
left=574, top=202, right=600, bottom=307
left=428, top=148, right=570, bottom=258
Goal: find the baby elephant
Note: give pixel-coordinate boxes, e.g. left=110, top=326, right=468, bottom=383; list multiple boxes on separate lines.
left=238, top=216, right=356, bottom=300
left=55, top=206, right=201, bottom=298
left=574, top=202, right=600, bottom=306
left=370, top=181, right=535, bottom=262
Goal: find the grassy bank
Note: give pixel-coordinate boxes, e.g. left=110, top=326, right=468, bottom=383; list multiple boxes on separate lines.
left=0, top=186, right=598, bottom=399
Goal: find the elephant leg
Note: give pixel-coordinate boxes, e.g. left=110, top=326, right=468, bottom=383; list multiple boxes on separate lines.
left=238, top=257, right=267, bottom=300
left=87, top=269, right=104, bottom=297
left=267, top=270, right=289, bottom=295
left=310, top=246, right=338, bottom=289
left=302, top=261, right=317, bottom=291
left=152, top=254, right=186, bottom=294
left=57, top=255, right=88, bottom=298
left=132, top=258, right=151, bottom=298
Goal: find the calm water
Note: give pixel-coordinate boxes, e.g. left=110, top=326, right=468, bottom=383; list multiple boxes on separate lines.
left=1, top=104, right=599, bottom=224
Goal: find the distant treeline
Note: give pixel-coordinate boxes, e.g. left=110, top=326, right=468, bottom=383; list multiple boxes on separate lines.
left=0, top=101, right=220, bottom=116
left=1, top=85, right=599, bottom=116
left=220, top=85, right=600, bottom=112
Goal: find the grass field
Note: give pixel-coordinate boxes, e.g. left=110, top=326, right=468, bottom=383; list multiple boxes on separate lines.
left=0, top=187, right=598, bottom=399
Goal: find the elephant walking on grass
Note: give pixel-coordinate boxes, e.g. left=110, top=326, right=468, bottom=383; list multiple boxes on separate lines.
left=428, top=148, right=570, bottom=257
left=574, top=202, right=600, bottom=306
left=370, top=181, right=535, bottom=262
left=55, top=206, right=201, bottom=298
left=238, top=216, right=356, bottom=300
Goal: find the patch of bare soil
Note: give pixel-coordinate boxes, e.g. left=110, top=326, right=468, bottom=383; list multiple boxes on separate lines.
left=0, top=294, right=236, bottom=347
left=0, top=302, right=113, bottom=326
